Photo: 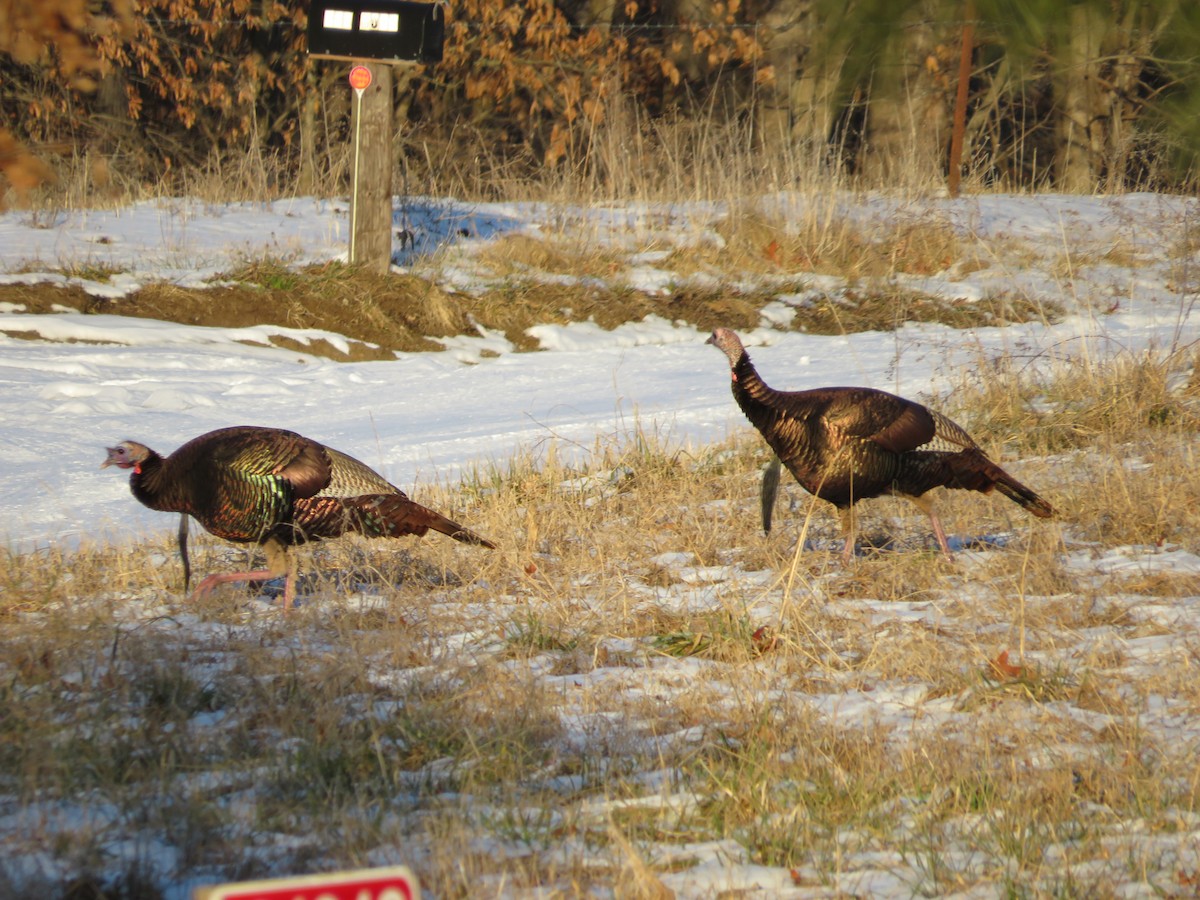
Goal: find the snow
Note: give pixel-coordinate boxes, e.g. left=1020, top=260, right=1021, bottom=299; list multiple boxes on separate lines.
left=0, top=313, right=1181, bottom=554
left=2, top=191, right=1197, bottom=554
left=1, top=189, right=1199, bottom=897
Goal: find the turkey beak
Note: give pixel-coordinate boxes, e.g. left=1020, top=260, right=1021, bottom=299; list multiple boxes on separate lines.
left=704, top=332, right=717, bottom=346
left=101, top=447, right=120, bottom=469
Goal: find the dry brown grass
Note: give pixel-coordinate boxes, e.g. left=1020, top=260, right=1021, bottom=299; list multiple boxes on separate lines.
left=712, top=208, right=972, bottom=281
left=3, top=351, right=1200, bottom=897
left=6, top=74, right=1199, bottom=895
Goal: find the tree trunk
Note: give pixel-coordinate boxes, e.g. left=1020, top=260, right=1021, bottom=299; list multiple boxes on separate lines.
left=1102, top=3, right=1169, bottom=191
left=754, top=21, right=797, bottom=159
left=349, top=62, right=394, bottom=272
left=858, top=9, right=948, bottom=188
left=789, top=50, right=843, bottom=160
left=1053, top=3, right=1107, bottom=193
left=1103, top=43, right=1141, bottom=191
left=756, top=0, right=840, bottom=167
left=296, top=66, right=318, bottom=196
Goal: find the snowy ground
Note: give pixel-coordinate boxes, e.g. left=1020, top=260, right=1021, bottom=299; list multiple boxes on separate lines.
left=1, top=190, right=1199, bottom=897
left=1, top=191, right=1196, bottom=553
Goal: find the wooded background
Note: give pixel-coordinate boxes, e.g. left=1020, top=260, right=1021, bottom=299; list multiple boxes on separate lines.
left=2, top=0, right=1198, bottom=202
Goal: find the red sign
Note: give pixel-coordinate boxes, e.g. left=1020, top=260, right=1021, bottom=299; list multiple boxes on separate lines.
left=200, top=866, right=418, bottom=900
left=348, top=65, right=373, bottom=92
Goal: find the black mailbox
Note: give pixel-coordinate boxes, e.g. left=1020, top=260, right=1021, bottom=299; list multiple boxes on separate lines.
left=307, top=1, right=445, bottom=63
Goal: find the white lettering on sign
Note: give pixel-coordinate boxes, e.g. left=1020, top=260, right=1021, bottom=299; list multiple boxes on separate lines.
left=361, top=12, right=399, bottom=32
left=322, top=9, right=354, bottom=30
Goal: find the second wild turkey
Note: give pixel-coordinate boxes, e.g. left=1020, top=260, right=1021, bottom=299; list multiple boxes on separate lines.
left=103, top=425, right=495, bottom=608
left=707, top=328, right=1054, bottom=561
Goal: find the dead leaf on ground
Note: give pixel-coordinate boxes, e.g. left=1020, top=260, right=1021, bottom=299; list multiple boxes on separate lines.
left=988, top=649, right=1024, bottom=680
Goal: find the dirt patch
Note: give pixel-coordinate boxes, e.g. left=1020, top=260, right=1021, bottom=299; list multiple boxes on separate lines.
left=0, top=264, right=466, bottom=361
left=0, top=261, right=1059, bottom=361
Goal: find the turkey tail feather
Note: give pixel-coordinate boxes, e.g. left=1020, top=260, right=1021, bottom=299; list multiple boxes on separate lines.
left=350, top=495, right=497, bottom=548
left=945, top=450, right=1055, bottom=518
left=993, top=476, right=1055, bottom=518
left=431, top=516, right=496, bottom=548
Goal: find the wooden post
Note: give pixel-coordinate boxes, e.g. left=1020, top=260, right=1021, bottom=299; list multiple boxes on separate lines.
left=349, top=61, right=393, bottom=272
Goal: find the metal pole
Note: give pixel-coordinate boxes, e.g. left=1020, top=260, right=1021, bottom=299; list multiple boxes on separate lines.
left=350, top=88, right=363, bottom=262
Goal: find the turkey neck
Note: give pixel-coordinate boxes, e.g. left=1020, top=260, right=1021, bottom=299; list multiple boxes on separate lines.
left=730, top=351, right=782, bottom=426
left=729, top=350, right=836, bottom=496
left=128, top=449, right=190, bottom=515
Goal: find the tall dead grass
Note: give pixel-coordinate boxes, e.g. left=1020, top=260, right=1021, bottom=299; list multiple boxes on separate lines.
left=25, top=93, right=909, bottom=213
left=2, top=350, right=1199, bottom=897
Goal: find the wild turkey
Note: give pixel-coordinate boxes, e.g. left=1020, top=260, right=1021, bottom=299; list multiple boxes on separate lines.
left=102, top=425, right=495, bottom=608
left=707, top=328, right=1054, bottom=562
